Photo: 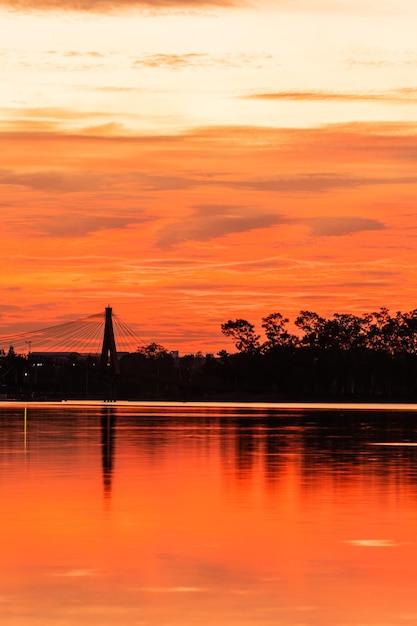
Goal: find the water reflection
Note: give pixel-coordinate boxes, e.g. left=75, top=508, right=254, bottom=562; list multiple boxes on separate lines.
left=4, top=402, right=417, bottom=495
left=1, top=402, right=417, bottom=625
left=101, top=406, right=116, bottom=501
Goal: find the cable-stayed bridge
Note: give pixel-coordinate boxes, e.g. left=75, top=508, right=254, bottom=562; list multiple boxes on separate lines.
left=0, top=307, right=142, bottom=357
left=0, top=307, right=144, bottom=400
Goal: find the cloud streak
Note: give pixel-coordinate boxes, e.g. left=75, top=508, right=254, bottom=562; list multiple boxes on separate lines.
left=0, top=0, right=240, bottom=10
left=38, top=213, right=149, bottom=237
left=158, top=205, right=288, bottom=246
left=132, top=52, right=272, bottom=70
left=0, top=168, right=111, bottom=192
left=308, top=216, right=385, bottom=237
left=245, top=89, right=417, bottom=104
left=6, top=166, right=412, bottom=196
left=235, top=174, right=417, bottom=194
left=4, top=210, right=150, bottom=238
left=157, top=206, right=386, bottom=246
left=0, top=0, right=412, bottom=12
left=133, top=53, right=210, bottom=70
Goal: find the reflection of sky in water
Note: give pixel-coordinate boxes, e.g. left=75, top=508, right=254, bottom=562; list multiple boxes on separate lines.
left=1, top=402, right=417, bottom=625
left=346, top=539, right=398, bottom=547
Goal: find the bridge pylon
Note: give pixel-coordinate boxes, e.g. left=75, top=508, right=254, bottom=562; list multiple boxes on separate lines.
left=100, top=307, right=120, bottom=401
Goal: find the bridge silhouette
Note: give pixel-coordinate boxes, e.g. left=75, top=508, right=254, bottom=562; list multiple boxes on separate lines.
left=0, top=307, right=142, bottom=358
left=0, top=307, right=143, bottom=400
left=0, top=308, right=205, bottom=402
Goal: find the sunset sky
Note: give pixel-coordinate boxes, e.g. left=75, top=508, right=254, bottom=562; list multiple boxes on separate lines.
left=1, top=0, right=417, bottom=353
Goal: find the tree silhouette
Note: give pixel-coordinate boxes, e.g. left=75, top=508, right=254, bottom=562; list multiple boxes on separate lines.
left=221, top=319, right=261, bottom=353
left=261, top=312, right=297, bottom=350
left=137, top=342, right=169, bottom=359
left=295, top=311, right=327, bottom=348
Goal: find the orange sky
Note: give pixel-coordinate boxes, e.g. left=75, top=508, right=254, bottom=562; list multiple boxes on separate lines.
left=1, top=0, right=417, bottom=353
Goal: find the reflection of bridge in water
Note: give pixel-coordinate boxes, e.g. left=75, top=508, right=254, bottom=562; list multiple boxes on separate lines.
left=101, top=405, right=116, bottom=502
left=21, top=403, right=117, bottom=504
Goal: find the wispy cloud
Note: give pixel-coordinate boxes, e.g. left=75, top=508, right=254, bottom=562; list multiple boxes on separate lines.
left=0, top=107, right=144, bottom=136
left=5, top=211, right=150, bottom=238
left=158, top=204, right=288, bottom=246
left=0, top=0, right=412, bottom=12
left=235, top=174, right=417, bottom=193
left=308, top=216, right=386, bottom=237
left=157, top=206, right=387, bottom=246
left=244, top=88, right=417, bottom=103
left=0, top=0, right=240, bottom=11
left=0, top=168, right=110, bottom=192
left=133, top=53, right=210, bottom=69
left=345, top=52, right=417, bottom=70
left=37, top=213, right=149, bottom=237
left=62, top=51, right=104, bottom=58
left=3, top=168, right=333, bottom=195
left=0, top=107, right=113, bottom=119
left=132, top=52, right=272, bottom=70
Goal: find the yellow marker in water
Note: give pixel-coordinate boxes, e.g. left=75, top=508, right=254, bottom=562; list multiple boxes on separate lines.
left=24, top=406, right=27, bottom=449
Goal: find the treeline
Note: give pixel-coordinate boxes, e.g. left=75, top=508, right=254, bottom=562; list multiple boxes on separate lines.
left=3, top=307, right=417, bottom=401
left=216, top=308, right=417, bottom=400
left=221, top=308, right=417, bottom=354
left=118, top=307, right=417, bottom=400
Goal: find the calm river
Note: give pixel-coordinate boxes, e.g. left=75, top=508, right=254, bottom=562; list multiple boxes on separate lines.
left=1, top=401, right=417, bottom=625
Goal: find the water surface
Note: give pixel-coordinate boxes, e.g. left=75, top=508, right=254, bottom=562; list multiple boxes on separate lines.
left=1, top=402, right=417, bottom=625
